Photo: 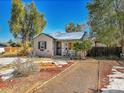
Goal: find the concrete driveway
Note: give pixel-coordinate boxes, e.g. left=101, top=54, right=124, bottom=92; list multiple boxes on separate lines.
left=33, top=61, right=99, bottom=93
left=0, top=57, right=17, bottom=66
left=0, top=57, right=28, bottom=66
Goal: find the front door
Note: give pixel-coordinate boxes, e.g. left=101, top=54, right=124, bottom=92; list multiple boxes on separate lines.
left=56, top=41, right=61, bottom=55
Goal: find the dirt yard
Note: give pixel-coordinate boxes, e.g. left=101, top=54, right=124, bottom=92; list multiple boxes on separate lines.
left=0, top=58, right=123, bottom=93
left=33, top=60, right=99, bottom=93
left=0, top=59, right=74, bottom=93
left=30, top=59, right=123, bottom=93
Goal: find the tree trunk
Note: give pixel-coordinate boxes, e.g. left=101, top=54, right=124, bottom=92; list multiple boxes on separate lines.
left=81, top=51, right=87, bottom=60
left=22, top=39, right=29, bottom=54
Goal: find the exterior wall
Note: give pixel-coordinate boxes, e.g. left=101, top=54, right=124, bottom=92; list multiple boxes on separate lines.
left=33, top=34, right=77, bottom=57
left=53, top=41, right=56, bottom=55
left=33, top=34, right=54, bottom=57
left=61, top=41, right=68, bottom=56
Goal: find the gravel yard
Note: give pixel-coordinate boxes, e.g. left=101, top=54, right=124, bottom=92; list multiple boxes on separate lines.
left=99, top=60, right=124, bottom=93
left=99, top=60, right=120, bottom=89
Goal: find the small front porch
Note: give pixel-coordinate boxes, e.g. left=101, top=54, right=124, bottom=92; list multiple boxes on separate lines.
left=54, top=40, right=75, bottom=57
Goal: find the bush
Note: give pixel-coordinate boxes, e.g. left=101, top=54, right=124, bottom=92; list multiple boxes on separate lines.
left=13, top=58, right=38, bottom=77
left=73, top=40, right=92, bottom=59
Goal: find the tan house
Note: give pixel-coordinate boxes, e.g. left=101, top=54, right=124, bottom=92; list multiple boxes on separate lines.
left=33, top=31, right=87, bottom=57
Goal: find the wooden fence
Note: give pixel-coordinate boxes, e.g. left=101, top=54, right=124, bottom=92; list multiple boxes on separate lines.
left=4, top=47, right=21, bottom=53
left=87, top=47, right=122, bottom=57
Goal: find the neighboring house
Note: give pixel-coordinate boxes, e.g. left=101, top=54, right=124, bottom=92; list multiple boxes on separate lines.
left=33, top=31, right=87, bottom=57
left=0, top=43, right=6, bottom=53
left=92, top=41, right=107, bottom=47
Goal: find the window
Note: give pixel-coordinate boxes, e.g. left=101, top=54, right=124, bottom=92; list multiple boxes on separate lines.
left=38, top=41, right=47, bottom=51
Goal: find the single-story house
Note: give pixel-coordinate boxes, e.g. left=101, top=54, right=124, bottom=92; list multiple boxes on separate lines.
left=33, top=31, right=87, bottom=57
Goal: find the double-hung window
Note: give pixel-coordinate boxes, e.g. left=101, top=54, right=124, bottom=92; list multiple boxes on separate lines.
left=38, top=41, right=47, bottom=51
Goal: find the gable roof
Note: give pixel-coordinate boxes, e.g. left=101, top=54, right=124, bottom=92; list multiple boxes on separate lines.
left=34, top=31, right=87, bottom=41
left=49, top=31, right=86, bottom=40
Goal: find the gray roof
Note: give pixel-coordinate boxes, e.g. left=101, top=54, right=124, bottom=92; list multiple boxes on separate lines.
left=49, top=31, right=86, bottom=40
left=34, top=31, right=87, bottom=41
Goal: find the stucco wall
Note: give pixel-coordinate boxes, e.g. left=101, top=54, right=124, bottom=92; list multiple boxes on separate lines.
left=33, top=34, right=54, bottom=57
left=61, top=41, right=67, bottom=56
left=61, top=41, right=75, bottom=56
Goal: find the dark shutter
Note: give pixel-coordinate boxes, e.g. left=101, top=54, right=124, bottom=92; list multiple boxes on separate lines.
left=38, top=42, right=40, bottom=49
left=45, top=42, right=47, bottom=49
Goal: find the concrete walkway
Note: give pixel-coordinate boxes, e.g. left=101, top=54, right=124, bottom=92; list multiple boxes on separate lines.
left=33, top=61, right=98, bottom=93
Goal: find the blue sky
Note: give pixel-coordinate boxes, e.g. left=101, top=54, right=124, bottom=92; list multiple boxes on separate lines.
left=0, top=0, right=90, bottom=42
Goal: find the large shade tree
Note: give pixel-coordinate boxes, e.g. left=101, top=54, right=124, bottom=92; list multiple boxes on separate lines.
left=65, top=22, right=86, bottom=32
left=87, top=0, right=124, bottom=53
left=65, top=22, right=75, bottom=32
left=9, top=0, right=46, bottom=52
left=75, top=24, right=86, bottom=32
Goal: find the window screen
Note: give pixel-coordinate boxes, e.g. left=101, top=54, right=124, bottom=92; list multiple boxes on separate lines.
left=38, top=41, right=47, bottom=51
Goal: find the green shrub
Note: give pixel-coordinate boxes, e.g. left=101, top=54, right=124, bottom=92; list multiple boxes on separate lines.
left=73, top=40, right=92, bottom=59
left=73, top=40, right=92, bottom=52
